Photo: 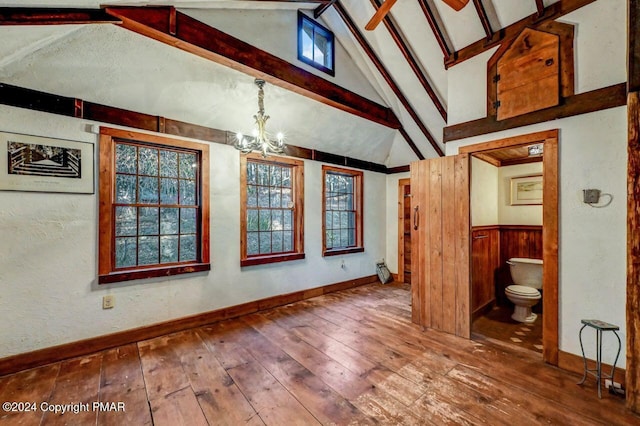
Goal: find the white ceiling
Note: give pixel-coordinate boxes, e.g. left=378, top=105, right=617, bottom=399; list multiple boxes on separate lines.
left=0, top=0, right=561, bottom=166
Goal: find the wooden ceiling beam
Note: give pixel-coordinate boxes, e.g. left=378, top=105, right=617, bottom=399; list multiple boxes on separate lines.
left=472, top=0, right=493, bottom=40
left=334, top=1, right=443, bottom=158
left=103, top=6, right=400, bottom=129
left=416, top=0, right=452, bottom=59
left=0, top=7, right=120, bottom=25
left=535, top=0, right=545, bottom=17
left=0, top=82, right=391, bottom=174
left=445, top=0, right=596, bottom=69
left=370, top=0, right=447, bottom=121
left=314, top=0, right=337, bottom=18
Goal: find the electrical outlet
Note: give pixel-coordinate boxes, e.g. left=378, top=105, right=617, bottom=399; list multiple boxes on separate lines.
left=605, top=379, right=622, bottom=389
left=102, top=295, right=115, bottom=309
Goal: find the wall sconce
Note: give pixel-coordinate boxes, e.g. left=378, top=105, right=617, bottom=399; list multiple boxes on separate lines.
left=583, top=189, right=613, bottom=208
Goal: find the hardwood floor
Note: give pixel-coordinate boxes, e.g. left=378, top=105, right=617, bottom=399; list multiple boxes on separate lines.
left=1, top=282, right=638, bottom=425
left=472, top=305, right=543, bottom=353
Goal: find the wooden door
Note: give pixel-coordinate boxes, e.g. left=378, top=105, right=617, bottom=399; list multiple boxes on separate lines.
left=496, top=28, right=560, bottom=121
left=398, top=179, right=411, bottom=284
left=410, top=155, right=470, bottom=338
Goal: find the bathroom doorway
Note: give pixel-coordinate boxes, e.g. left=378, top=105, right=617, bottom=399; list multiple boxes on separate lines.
left=459, top=130, right=559, bottom=364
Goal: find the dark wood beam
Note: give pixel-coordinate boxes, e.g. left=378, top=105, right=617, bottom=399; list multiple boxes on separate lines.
left=535, top=0, right=545, bottom=17
left=370, top=0, right=447, bottom=121
left=387, top=164, right=410, bottom=174
left=627, top=0, right=640, bottom=414
left=334, top=1, right=443, bottom=157
left=0, top=82, right=393, bottom=174
left=398, top=127, right=425, bottom=160
left=0, top=7, right=120, bottom=24
left=472, top=0, right=493, bottom=39
left=443, top=83, right=626, bottom=142
left=445, top=0, right=596, bottom=69
left=103, top=7, right=400, bottom=130
left=417, top=0, right=452, bottom=59
left=314, top=0, right=337, bottom=18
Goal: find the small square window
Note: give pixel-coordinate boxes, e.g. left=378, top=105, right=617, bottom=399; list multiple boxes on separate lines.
left=298, top=12, right=335, bottom=76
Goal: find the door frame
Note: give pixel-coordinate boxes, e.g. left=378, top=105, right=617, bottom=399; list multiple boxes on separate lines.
left=397, top=178, right=410, bottom=283
left=459, top=129, right=559, bottom=365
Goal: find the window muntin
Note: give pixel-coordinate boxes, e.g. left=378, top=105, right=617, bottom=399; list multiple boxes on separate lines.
left=322, top=166, right=363, bottom=256
left=99, top=128, right=210, bottom=283
left=241, top=153, right=304, bottom=266
left=298, top=12, right=335, bottom=76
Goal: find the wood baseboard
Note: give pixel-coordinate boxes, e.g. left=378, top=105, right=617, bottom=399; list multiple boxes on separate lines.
left=558, top=350, right=626, bottom=387
left=0, top=274, right=378, bottom=377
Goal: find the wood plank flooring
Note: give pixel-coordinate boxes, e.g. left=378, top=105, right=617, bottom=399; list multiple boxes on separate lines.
left=1, top=282, right=638, bottom=425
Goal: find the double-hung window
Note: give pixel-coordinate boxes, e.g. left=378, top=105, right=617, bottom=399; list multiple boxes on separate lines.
left=98, top=128, right=210, bottom=283
left=240, top=153, right=304, bottom=266
left=322, top=165, right=363, bottom=256
left=298, top=12, right=335, bottom=76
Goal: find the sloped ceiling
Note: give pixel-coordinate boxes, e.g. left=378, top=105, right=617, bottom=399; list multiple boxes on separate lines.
left=0, top=0, right=561, bottom=167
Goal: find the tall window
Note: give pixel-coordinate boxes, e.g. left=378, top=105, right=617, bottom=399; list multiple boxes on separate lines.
left=99, top=128, right=210, bottom=283
left=298, top=12, right=335, bottom=76
left=241, top=153, right=304, bottom=266
left=322, top=165, right=363, bottom=256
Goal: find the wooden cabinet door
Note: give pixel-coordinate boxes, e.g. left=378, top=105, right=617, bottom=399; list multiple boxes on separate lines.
left=497, top=28, right=560, bottom=120
left=410, top=155, right=470, bottom=338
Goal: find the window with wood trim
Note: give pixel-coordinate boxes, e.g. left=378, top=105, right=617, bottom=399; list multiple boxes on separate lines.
left=322, top=165, right=363, bottom=256
left=98, top=128, right=210, bottom=284
left=241, top=153, right=304, bottom=266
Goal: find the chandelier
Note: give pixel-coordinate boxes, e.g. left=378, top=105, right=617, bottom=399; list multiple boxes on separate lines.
left=235, top=78, right=285, bottom=158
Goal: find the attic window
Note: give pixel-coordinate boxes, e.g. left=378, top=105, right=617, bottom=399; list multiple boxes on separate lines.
left=298, top=12, right=335, bottom=76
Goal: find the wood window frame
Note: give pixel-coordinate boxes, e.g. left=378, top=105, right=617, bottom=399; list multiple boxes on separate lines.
left=98, top=127, right=210, bottom=284
left=240, top=153, right=305, bottom=267
left=322, top=165, right=364, bottom=257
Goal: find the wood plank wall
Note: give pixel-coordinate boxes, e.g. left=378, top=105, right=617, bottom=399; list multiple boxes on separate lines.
left=471, top=225, right=542, bottom=312
left=411, top=155, right=470, bottom=338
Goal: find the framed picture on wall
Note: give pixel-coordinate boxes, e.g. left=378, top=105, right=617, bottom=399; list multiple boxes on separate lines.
left=510, top=174, right=543, bottom=205
left=0, top=131, right=94, bottom=194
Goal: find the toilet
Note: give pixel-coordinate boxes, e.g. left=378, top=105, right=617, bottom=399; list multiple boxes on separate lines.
left=505, top=258, right=543, bottom=323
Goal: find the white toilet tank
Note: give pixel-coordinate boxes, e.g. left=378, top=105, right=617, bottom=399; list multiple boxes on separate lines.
left=507, top=257, right=543, bottom=289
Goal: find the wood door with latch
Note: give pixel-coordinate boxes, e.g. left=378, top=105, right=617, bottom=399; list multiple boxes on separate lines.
left=496, top=28, right=560, bottom=121
left=410, top=154, right=470, bottom=338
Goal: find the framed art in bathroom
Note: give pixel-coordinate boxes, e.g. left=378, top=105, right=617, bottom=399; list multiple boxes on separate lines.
left=510, top=174, right=543, bottom=205
left=0, top=131, right=94, bottom=194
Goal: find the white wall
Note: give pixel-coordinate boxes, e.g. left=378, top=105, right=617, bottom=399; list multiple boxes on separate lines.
left=445, top=0, right=627, bottom=366
left=498, top=162, right=543, bottom=226
left=0, top=105, right=387, bottom=359
left=471, top=157, right=499, bottom=226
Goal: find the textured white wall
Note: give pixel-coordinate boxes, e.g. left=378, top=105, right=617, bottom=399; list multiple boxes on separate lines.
left=498, top=162, right=544, bottom=226
left=445, top=0, right=627, bottom=366
left=0, top=105, right=387, bottom=358
left=471, top=157, right=499, bottom=226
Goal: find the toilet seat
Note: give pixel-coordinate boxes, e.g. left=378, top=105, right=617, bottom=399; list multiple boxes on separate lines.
left=505, top=285, right=541, bottom=298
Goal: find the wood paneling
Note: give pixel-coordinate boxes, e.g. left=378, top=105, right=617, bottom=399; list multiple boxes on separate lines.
left=0, top=275, right=378, bottom=377
left=496, top=225, right=543, bottom=306
left=496, top=29, right=560, bottom=120
left=471, top=227, right=500, bottom=315
left=410, top=155, right=470, bottom=338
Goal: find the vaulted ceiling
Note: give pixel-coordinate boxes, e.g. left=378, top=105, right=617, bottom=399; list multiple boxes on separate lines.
left=0, top=0, right=568, bottom=168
